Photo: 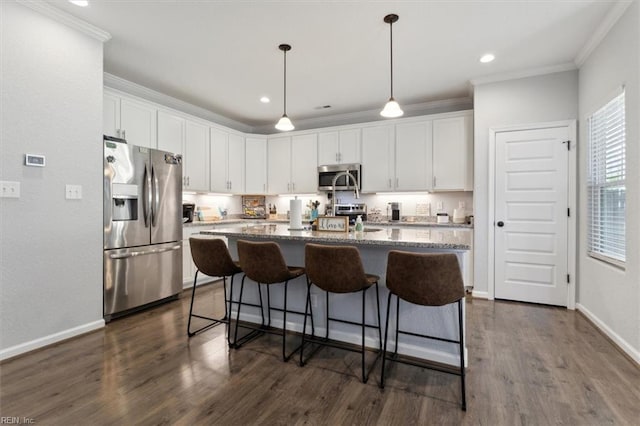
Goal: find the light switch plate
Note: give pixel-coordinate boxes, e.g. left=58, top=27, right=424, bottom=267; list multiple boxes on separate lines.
left=0, top=181, right=20, bottom=198
left=65, top=184, right=82, bottom=200
left=437, top=201, right=444, bottom=210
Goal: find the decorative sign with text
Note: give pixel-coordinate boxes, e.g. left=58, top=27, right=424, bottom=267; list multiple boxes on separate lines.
left=317, top=216, right=349, bottom=232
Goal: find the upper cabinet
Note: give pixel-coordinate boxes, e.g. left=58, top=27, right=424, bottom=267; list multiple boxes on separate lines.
left=210, top=128, right=244, bottom=194
left=361, top=125, right=395, bottom=192
left=395, top=121, right=432, bottom=191
left=432, top=114, right=473, bottom=191
left=245, top=137, right=268, bottom=194
left=157, top=110, right=209, bottom=192
left=318, top=129, right=361, bottom=165
left=267, top=134, right=318, bottom=194
left=360, top=111, right=472, bottom=193
left=103, top=91, right=156, bottom=148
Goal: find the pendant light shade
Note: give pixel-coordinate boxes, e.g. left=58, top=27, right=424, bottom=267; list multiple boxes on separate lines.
left=275, top=44, right=295, bottom=131
left=381, top=14, right=403, bottom=118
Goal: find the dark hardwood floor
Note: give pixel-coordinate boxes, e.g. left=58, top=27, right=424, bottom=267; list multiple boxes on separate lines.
left=1, top=281, right=639, bottom=425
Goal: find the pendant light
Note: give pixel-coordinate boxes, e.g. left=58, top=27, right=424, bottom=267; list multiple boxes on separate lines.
left=380, top=14, right=403, bottom=118
left=275, top=44, right=294, bottom=131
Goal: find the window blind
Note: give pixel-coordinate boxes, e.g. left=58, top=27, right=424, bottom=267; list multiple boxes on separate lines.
left=587, top=90, right=626, bottom=265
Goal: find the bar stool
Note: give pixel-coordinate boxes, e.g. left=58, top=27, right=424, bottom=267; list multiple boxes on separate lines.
left=300, top=243, right=382, bottom=383
left=187, top=238, right=242, bottom=343
left=234, top=239, right=308, bottom=362
left=380, top=250, right=466, bottom=411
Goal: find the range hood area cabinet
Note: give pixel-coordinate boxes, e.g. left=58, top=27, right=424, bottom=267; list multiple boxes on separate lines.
left=360, top=111, right=473, bottom=193
left=157, top=110, right=209, bottom=192
left=210, top=128, right=245, bottom=194
left=268, top=134, right=318, bottom=194
left=318, top=128, right=361, bottom=165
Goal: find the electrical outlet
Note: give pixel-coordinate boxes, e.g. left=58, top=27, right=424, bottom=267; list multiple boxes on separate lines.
left=310, top=294, right=318, bottom=308
left=459, top=201, right=466, bottom=209
left=0, top=181, right=20, bottom=198
left=65, top=184, right=83, bottom=200
left=437, top=201, right=444, bottom=211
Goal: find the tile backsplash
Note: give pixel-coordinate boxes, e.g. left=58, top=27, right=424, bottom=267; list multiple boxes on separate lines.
left=184, top=191, right=473, bottom=221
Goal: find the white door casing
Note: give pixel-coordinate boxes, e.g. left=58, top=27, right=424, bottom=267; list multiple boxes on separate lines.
left=490, top=122, right=576, bottom=308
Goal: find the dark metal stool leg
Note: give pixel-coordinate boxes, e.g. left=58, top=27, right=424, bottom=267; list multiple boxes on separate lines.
left=380, top=291, right=393, bottom=389
left=459, top=299, right=466, bottom=411
left=187, top=270, right=200, bottom=337
left=375, top=282, right=382, bottom=352
left=300, top=278, right=312, bottom=366
left=394, top=295, right=400, bottom=357
left=361, top=287, right=367, bottom=383
left=282, top=280, right=289, bottom=361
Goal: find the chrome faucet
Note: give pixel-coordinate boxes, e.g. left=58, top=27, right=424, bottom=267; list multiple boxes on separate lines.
left=331, top=170, right=360, bottom=216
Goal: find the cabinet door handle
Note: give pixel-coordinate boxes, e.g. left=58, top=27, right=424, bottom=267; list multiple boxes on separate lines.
left=292, top=182, right=295, bottom=191
left=335, top=153, right=338, bottom=162
left=388, top=178, right=392, bottom=188
left=433, top=176, right=437, bottom=187
left=287, top=183, right=290, bottom=191
left=122, top=130, right=126, bottom=139
left=263, top=183, right=266, bottom=191
left=229, top=181, right=232, bottom=190
left=116, top=129, right=121, bottom=137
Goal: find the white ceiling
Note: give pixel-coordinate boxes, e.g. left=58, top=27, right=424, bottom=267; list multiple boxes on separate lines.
left=48, top=0, right=616, bottom=130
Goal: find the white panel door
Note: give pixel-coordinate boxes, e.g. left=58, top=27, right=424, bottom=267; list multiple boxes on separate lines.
left=120, top=98, right=157, bottom=148
left=494, top=126, right=569, bottom=306
left=318, top=131, right=340, bottom=165
left=361, top=125, right=394, bottom=192
left=184, top=120, right=209, bottom=191
left=395, top=121, right=432, bottom=191
left=338, top=129, right=361, bottom=164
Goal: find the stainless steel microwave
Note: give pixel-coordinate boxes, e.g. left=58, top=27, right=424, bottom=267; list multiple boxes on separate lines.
left=318, top=164, right=361, bottom=191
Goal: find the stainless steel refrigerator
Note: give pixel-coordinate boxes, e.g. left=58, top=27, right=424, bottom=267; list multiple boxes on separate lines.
left=103, top=136, right=183, bottom=321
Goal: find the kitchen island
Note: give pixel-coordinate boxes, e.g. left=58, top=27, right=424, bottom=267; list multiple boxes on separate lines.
left=200, top=223, right=471, bottom=366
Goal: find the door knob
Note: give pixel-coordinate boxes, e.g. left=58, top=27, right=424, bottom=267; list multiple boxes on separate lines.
left=497, top=221, right=504, bottom=227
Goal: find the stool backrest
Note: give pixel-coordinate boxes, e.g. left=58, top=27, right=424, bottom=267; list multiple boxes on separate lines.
left=305, top=243, right=369, bottom=293
left=189, top=238, right=240, bottom=277
left=386, top=251, right=464, bottom=306
left=237, top=240, right=290, bottom=284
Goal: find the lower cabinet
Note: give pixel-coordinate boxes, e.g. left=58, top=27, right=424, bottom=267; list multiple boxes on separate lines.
left=182, top=228, right=228, bottom=287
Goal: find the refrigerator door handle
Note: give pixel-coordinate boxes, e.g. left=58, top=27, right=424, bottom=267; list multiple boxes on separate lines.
left=151, top=165, right=160, bottom=227
left=109, top=244, right=181, bottom=259
left=143, top=164, right=151, bottom=227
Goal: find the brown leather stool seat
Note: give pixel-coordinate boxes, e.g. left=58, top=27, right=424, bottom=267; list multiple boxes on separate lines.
left=380, top=250, right=466, bottom=411
left=188, top=238, right=243, bottom=343
left=233, top=239, right=308, bottom=361
left=300, top=243, right=382, bottom=383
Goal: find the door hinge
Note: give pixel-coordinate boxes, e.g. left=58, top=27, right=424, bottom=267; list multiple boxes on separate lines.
left=567, top=274, right=570, bottom=284
left=567, top=208, right=570, bottom=217
left=562, top=140, right=570, bottom=151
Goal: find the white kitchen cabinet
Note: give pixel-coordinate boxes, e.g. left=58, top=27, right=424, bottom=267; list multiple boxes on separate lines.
left=245, top=137, right=268, bottom=194
left=158, top=111, right=209, bottom=192
left=361, top=125, right=395, bottom=192
left=267, top=136, right=291, bottom=194
left=318, top=129, right=360, bottom=165
left=184, top=120, right=209, bottom=191
left=395, top=121, right=432, bottom=191
left=210, top=128, right=244, bottom=193
left=432, top=114, right=472, bottom=191
left=103, top=92, right=157, bottom=148
left=267, top=134, right=317, bottom=194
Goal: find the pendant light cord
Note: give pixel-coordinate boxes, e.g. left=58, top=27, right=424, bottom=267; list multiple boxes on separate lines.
left=283, top=49, right=287, bottom=115
left=389, top=19, right=394, bottom=99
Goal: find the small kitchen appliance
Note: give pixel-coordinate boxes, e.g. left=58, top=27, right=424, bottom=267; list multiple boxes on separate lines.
left=389, top=202, right=401, bottom=222
left=334, top=203, right=367, bottom=225
left=183, top=203, right=195, bottom=223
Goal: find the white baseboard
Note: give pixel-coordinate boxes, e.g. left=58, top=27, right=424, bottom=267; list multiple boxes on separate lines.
left=182, top=276, right=220, bottom=290
left=576, top=303, right=640, bottom=365
left=0, top=319, right=105, bottom=362
left=471, top=290, right=490, bottom=299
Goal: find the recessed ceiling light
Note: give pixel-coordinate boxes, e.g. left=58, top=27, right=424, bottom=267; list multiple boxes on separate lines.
left=69, top=0, right=89, bottom=6
left=480, top=53, right=495, bottom=63
left=260, top=96, right=270, bottom=103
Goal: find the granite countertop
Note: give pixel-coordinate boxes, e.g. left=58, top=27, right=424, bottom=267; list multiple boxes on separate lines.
left=200, top=223, right=471, bottom=250
left=185, top=218, right=473, bottom=229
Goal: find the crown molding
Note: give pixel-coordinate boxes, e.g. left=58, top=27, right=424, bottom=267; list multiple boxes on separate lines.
left=574, top=0, right=633, bottom=67
left=252, top=97, right=474, bottom=135
left=103, top=73, right=253, bottom=133
left=16, top=0, right=111, bottom=42
left=470, top=62, right=577, bottom=86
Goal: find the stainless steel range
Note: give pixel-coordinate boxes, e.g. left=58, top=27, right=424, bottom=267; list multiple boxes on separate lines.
left=334, top=203, right=367, bottom=225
